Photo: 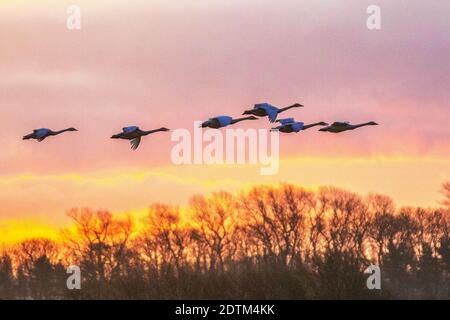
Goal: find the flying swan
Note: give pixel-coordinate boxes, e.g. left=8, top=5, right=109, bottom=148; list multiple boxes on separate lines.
left=200, top=115, right=258, bottom=129
left=23, top=127, right=78, bottom=142
left=271, top=118, right=328, bottom=133
left=242, top=103, right=303, bottom=122
left=319, top=121, right=378, bottom=133
left=111, top=126, right=170, bottom=150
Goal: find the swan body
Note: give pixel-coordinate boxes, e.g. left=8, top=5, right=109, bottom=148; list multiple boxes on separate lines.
left=111, top=126, right=170, bottom=150
left=200, top=115, right=258, bottom=129
left=242, top=103, right=303, bottom=122
left=271, top=119, right=328, bottom=133
left=319, top=121, right=378, bottom=133
left=23, top=127, right=78, bottom=142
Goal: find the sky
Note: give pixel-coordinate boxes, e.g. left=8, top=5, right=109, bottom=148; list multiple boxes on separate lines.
left=0, top=0, right=449, bottom=242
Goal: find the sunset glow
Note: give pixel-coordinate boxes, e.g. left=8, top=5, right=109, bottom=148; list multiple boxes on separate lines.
left=1, top=0, right=449, bottom=245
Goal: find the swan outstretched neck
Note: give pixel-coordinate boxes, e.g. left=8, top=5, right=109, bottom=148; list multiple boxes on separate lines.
left=352, top=121, right=378, bottom=129
left=142, top=127, right=170, bottom=136
left=278, top=103, right=304, bottom=113
left=22, top=133, right=34, bottom=140
left=230, top=116, right=258, bottom=124
left=54, top=127, right=78, bottom=134
left=302, top=122, right=328, bottom=130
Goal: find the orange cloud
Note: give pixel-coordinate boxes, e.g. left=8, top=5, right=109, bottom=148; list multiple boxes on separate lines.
left=1, top=156, right=448, bottom=226
left=0, top=219, right=60, bottom=245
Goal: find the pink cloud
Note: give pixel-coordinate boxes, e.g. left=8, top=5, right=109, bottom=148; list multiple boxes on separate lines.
left=0, top=0, right=449, bottom=176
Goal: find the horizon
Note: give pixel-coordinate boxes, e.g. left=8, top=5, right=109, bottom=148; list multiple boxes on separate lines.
left=1, top=176, right=448, bottom=245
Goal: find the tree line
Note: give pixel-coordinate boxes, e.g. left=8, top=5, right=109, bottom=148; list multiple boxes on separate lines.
left=1, top=183, right=450, bottom=299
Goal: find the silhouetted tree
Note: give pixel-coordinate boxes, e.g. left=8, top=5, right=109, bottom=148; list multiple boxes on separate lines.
left=442, top=182, right=450, bottom=208
left=1, top=182, right=450, bottom=299
left=63, top=208, right=133, bottom=298
left=0, top=254, right=14, bottom=299
left=191, top=192, right=239, bottom=272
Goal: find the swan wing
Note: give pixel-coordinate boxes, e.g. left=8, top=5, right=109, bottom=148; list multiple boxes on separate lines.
left=266, top=107, right=278, bottom=122
left=34, top=128, right=50, bottom=139
left=277, top=118, right=295, bottom=125
left=256, top=103, right=278, bottom=122
left=216, top=116, right=232, bottom=127
left=291, top=122, right=304, bottom=132
left=123, top=126, right=139, bottom=133
left=130, top=137, right=141, bottom=150
left=254, top=102, right=274, bottom=109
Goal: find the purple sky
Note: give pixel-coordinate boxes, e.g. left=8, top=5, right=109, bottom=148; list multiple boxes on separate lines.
left=0, top=0, right=449, bottom=222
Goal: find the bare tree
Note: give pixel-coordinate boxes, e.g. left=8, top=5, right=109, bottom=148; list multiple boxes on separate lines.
left=313, top=187, right=370, bottom=260
left=366, top=194, right=396, bottom=266
left=0, top=254, right=14, bottom=299
left=64, top=208, right=133, bottom=289
left=442, top=182, right=450, bottom=208
left=2, top=182, right=450, bottom=299
left=139, top=204, right=192, bottom=274
left=191, top=192, right=238, bottom=272
left=239, top=184, right=313, bottom=267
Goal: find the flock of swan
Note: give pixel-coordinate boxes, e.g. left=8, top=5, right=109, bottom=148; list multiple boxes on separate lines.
left=23, top=102, right=378, bottom=150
